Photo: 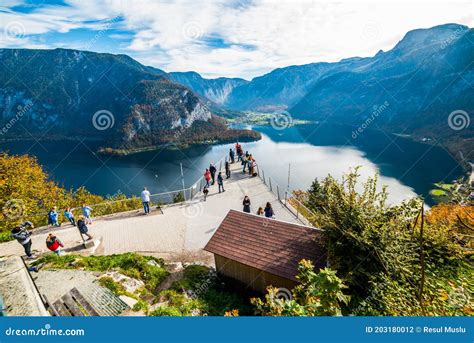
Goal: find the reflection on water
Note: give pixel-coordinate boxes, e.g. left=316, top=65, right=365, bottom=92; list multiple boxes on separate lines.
left=0, top=123, right=463, bottom=205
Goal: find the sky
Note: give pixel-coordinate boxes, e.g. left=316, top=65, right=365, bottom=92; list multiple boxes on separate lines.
left=0, top=0, right=472, bottom=80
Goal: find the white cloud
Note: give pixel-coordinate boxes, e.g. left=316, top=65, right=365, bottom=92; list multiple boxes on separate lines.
left=0, top=0, right=472, bottom=79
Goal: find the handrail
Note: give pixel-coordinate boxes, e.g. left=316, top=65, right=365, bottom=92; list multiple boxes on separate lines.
left=0, top=154, right=229, bottom=224
left=255, top=164, right=320, bottom=227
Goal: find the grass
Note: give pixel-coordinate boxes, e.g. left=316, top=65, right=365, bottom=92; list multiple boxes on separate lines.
left=32, top=253, right=169, bottom=292
left=430, top=189, right=448, bottom=197
left=168, top=265, right=253, bottom=316
left=31, top=253, right=254, bottom=316
left=434, top=182, right=455, bottom=191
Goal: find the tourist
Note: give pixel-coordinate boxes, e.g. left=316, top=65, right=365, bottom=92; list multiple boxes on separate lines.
left=11, top=221, right=35, bottom=259
left=236, top=142, right=243, bottom=162
left=225, top=161, right=231, bottom=179
left=203, top=187, right=209, bottom=201
left=250, top=158, right=257, bottom=177
left=77, top=216, right=93, bottom=241
left=46, top=233, right=64, bottom=255
left=264, top=202, right=274, bottom=218
left=204, top=168, right=211, bottom=188
left=141, top=187, right=151, bottom=214
left=256, top=207, right=264, bottom=216
left=217, top=172, right=225, bottom=193
left=229, top=148, right=235, bottom=163
left=248, top=155, right=254, bottom=175
left=64, top=207, right=75, bottom=226
left=48, top=207, right=61, bottom=227
left=81, top=204, right=93, bottom=224
left=209, top=164, right=217, bottom=185
left=242, top=153, right=248, bottom=173
left=242, top=195, right=251, bottom=213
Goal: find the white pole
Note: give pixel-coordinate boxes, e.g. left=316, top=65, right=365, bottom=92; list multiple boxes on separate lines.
left=287, top=163, right=291, bottom=192
left=180, top=163, right=186, bottom=200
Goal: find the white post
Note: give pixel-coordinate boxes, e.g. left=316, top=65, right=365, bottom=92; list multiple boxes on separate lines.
left=287, top=163, right=291, bottom=192
left=180, top=163, right=186, bottom=201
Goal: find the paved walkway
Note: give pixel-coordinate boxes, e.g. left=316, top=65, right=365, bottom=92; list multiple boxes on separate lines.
left=0, top=163, right=305, bottom=260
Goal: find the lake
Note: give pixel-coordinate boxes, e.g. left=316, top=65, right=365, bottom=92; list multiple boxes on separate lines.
left=0, top=123, right=464, bottom=205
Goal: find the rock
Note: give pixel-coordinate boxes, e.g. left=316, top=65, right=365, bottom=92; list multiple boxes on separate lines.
left=167, top=262, right=183, bottom=272
left=103, top=271, right=144, bottom=293
left=146, top=260, right=159, bottom=267
left=119, top=295, right=138, bottom=308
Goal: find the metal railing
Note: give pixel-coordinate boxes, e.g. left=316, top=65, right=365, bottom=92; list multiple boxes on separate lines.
left=0, top=155, right=229, bottom=225
left=255, top=164, right=320, bottom=227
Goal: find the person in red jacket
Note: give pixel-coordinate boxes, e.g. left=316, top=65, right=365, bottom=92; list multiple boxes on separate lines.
left=204, top=168, right=211, bottom=188
left=46, top=233, right=64, bottom=255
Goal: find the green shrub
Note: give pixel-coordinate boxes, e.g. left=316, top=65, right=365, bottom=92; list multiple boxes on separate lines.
left=98, top=276, right=126, bottom=295
left=150, top=306, right=183, bottom=316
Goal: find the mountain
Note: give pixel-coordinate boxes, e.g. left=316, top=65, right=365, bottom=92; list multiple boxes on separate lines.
left=168, top=71, right=248, bottom=106
left=0, top=48, right=259, bottom=153
left=289, top=24, right=473, bottom=160
left=169, top=24, right=472, bottom=161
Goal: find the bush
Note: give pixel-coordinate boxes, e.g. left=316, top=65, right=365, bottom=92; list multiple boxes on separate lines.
left=297, top=167, right=472, bottom=316
left=150, top=306, right=183, bottom=316
left=171, top=265, right=253, bottom=316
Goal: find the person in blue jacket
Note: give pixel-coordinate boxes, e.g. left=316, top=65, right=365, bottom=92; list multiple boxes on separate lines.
left=64, top=207, right=75, bottom=226
left=81, top=204, right=93, bottom=224
left=264, top=202, right=274, bottom=218
left=48, top=207, right=61, bottom=227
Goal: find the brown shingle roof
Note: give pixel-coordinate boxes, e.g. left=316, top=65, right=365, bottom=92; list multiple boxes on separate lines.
left=204, top=210, right=326, bottom=281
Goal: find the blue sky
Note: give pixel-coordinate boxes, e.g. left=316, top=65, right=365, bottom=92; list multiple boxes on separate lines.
left=0, top=0, right=472, bottom=79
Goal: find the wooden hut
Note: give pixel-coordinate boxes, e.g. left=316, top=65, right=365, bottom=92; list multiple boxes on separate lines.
left=204, top=210, right=326, bottom=293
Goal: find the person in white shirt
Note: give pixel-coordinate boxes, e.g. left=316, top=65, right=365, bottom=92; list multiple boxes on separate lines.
left=141, top=187, right=151, bottom=214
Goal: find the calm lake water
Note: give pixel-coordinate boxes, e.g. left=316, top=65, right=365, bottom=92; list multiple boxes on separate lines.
left=0, top=124, right=464, bottom=205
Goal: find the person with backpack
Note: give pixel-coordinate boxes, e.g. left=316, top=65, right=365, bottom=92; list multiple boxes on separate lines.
left=64, top=207, right=75, bottom=226
left=77, top=215, right=93, bottom=241
left=46, top=233, right=64, bottom=255
left=204, top=169, right=211, bottom=188
left=225, top=161, right=231, bottom=179
left=11, top=221, right=35, bottom=259
left=48, top=207, right=61, bottom=227
left=217, top=172, right=225, bottom=193
left=209, top=164, right=217, bottom=185
left=81, top=204, right=93, bottom=224
left=141, top=187, right=151, bottom=214
left=229, top=148, right=235, bottom=163
left=264, top=202, right=275, bottom=218
left=242, top=195, right=251, bottom=213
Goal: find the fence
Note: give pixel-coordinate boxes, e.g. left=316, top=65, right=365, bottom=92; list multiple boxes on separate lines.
left=0, top=155, right=229, bottom=227
left=255, top=164, right=320, bottom=227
